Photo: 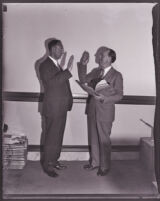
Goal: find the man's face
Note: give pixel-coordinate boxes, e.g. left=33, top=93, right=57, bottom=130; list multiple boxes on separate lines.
left=99, top=50, right=112, bottom=67
left=95, top=50, right=105, bottom=64
left=51, top=43, right=64, bottom=60
left=95, top=52, right=101, bottom=64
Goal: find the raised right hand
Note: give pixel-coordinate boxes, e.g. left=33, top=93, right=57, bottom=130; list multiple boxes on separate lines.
left=80, top=51, right=89, bottom=65
left=67, top=55, right=74, bottom=72
left=60, top=51, right=67, bottom=69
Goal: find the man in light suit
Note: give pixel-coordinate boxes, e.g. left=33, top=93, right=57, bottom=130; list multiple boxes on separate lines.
left=39, top=39, right=74, bottom=177
left=77, top=47, right=123, bottom=176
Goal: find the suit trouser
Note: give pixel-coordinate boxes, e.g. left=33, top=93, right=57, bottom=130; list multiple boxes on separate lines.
left=87, top=115, right=112, bottom=170
left=42, top=112, right=67, bottom=170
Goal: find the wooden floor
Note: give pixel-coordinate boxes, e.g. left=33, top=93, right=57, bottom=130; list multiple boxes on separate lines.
left=3, top=160, right=159, bottom=200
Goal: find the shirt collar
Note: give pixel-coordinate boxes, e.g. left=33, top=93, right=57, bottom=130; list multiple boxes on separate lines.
left=103, top=66, right=112, bottom=77
left=48, top=56, right=59, bottom=67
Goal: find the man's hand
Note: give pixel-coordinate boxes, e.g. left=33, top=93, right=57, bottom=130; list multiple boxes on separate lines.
left=60, top=52, right=67, bottom=69
left=67, top=55, right=74, bottom=72
left=94, top=94, right=105, bottom=103
left=80, top=51, right=89, bottom=66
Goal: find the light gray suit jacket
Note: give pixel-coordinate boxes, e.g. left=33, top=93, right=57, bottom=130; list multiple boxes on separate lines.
left=77, top=62, right=123, bottom=122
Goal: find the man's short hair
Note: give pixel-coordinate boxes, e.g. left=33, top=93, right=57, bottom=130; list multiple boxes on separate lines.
left=108, top=49, right=116, bottom=63
left=95, top=46, right=116, bottom=63
left=48, top=39, right=63, bottom=52
left=95, top=46, right=109, bottom=57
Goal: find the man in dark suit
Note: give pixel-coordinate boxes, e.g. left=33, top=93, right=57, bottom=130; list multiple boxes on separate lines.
left=39, top=39, right=74, bottom=177
left=77, top=47, right=123, bottom=176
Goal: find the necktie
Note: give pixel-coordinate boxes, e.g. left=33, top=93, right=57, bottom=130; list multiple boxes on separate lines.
left=94, top=68, right=104, bottom=89
left=99, top=68, right=104, bottom=79
left=57, top=62, right=63, bottom=71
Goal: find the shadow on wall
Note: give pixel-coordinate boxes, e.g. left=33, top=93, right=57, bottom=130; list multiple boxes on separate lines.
left=34, top=37, right=57, bottom=114
left=34, top=37, right=57, bottom=166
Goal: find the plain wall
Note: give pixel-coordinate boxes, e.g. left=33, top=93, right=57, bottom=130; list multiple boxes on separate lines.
left=3, top=101, right=155, bottom=145
left=3, top=3, right=156, bottom=145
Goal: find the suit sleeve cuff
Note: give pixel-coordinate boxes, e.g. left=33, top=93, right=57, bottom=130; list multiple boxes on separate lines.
left=63, top=69, right=72, bottom=79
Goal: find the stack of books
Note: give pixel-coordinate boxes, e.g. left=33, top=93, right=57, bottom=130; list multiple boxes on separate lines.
left=3, top=132, right=28, bottom=169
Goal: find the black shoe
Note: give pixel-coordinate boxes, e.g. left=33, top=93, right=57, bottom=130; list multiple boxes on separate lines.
left=45, top=169, right=59, bottom=177
left=43, top=162, right=59, bottom=177
left=83, top=164, right=99, bottom=170
left=54, top=162, right=67, bottom=170
left=97, top=168, right=109, bottom=176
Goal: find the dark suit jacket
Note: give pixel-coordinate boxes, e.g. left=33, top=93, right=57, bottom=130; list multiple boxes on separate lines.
left=77, top=63, right=123, bottom=122
left=39, top=57, right=73, bottom=117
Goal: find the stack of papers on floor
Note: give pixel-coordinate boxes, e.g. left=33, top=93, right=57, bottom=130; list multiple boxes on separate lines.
left=3, top=132, right=28, bottom=169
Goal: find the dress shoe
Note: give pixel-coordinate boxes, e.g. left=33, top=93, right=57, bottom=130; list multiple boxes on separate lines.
left=45, top=170, right=59, bottom=177
left=83, top=164, right=99, bottom=170
left=54, top=161, right=67, bottom=170
left=97, top=168, right=109, bottom=176
left=43, top=162, right=59, bottom=177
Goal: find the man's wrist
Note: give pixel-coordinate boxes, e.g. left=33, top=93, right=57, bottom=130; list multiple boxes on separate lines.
left=65, top=69, right=72, bottom=77
left=78, top=61, right=87, bottom=67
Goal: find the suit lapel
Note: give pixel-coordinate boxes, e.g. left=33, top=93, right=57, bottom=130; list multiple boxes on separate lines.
left=47, top=57, right=61, bottom=72
left=103, top=67, right=116, bottom=84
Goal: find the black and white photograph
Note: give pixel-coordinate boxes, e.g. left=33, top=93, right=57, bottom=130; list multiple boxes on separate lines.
left=1, top=1, right=160, bottom=200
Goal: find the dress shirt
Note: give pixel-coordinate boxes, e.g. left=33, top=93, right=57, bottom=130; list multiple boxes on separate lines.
left=95, top=66, right=112, bottom=91
left=48, top=56, right=61, bottom=69
left=102, top=66, right=112, bottom=78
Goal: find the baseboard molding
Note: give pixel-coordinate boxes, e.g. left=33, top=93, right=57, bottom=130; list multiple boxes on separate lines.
left=28, top=145, right=140, bottom=160
left=28, top=145, right=140, bottom=152
left=3, top=92, right=156, bottom=105
left=3, top=193, right=160, bottom=200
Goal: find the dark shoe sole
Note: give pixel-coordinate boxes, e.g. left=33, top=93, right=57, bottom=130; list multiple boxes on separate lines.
left=45, top=171, right=59, bottom=177
left=97, top=169, right=109, bottom=176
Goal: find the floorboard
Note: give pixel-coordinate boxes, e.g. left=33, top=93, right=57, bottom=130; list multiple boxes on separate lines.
left=3, top=160, right=159, bottom=198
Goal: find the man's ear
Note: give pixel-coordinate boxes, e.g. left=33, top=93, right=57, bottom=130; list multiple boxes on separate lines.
left=52, top=46, right=56, bottom=51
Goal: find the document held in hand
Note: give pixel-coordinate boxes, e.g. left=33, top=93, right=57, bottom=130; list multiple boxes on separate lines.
left=95, top=79, right=109, bottom=92
left=76, top=79, right=116, bottom=97
left=76, top=80, right=100, bottom=96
